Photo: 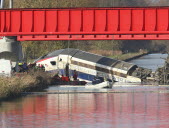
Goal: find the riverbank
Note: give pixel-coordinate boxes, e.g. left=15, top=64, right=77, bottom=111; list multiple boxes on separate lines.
left=0, top=71, right=50, bottom=101
left=109, top=52, right=149, bottom=61
left=154, top=54, right=169, bottom=83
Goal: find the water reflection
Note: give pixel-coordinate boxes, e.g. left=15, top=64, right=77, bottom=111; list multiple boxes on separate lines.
left=1, top=91, right=169, bottom=128
left=1, top=53, right=169, bottom=128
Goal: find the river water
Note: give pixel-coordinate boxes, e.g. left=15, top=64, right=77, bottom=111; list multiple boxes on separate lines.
left=129, top=53, right=168, bottom=72
left=1, top=54, right=169, bottom=128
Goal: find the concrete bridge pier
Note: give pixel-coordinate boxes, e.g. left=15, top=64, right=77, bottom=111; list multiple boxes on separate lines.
left=0, top=36, right=23, bottom=71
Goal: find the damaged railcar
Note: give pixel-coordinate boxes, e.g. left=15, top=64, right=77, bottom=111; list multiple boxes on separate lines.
left=35, top=48, right=152, bottom=83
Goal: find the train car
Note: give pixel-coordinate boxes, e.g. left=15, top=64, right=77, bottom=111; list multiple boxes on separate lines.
left=35, top=48, right=151, bottom=83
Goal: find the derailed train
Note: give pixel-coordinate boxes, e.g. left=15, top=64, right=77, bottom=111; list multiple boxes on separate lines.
left=35, top=48, right=152, bottom=83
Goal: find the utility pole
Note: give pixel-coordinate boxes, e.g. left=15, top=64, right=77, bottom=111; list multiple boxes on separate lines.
left=0, top=0, right=13, bottom=8
left=0, top=0, right=4, bottom=8
left=9, top=0, right=13, bottom=8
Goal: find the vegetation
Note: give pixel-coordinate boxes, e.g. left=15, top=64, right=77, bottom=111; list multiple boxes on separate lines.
left=0, top=71, right=50, bottom=100
left=1, top=0, right=168, bottom=100
left=2, top=0, right=169, bottom=61
left=109, top=52, right=147, bottom=61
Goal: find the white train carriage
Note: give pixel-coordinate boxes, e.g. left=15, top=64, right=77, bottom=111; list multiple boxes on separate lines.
left=35, top=48, right=150, bottom=83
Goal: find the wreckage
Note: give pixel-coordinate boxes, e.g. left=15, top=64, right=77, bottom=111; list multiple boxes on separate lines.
left=35, top=48, right=152, bottom=83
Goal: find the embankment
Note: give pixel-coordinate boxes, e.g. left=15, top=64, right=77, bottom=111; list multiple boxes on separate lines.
left=124, top=53, right=149, bottom=62
left=109, top=52, right=149, bottom=62
left=0, top=71, right=51, bottom=101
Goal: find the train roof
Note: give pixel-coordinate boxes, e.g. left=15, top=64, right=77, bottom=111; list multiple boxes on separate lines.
left=35, top=49, right=64, bottom=62
left=61, top=48, right=136, bottom=71
left=36, top=48, right=136, bottom=71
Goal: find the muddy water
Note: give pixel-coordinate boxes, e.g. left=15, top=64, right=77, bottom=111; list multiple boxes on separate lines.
left=0, top=54, right=169, bottom=128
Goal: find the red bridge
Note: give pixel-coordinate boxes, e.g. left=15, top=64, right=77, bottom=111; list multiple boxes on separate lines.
left=1, top=7, right=169, bottom=40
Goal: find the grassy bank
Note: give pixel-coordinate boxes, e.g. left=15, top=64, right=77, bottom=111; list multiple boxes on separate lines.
left=109, top=52, right=148, bottom=61
left=0, top=71, right=50, bottom=101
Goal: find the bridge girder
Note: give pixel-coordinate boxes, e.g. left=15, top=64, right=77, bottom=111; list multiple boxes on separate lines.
left=0, top=7, right=169, bottom=40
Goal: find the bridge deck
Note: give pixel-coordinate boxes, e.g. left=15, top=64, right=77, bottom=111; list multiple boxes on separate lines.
left=1, top=7, right=169, bottom=40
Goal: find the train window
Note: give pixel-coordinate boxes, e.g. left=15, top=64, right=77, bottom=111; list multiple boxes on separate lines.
left=50, top=61, right=56, bottom=65
left=72, top=60, right=78, bottom=65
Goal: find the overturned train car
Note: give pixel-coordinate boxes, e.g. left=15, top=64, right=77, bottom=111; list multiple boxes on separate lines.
left=35, top=48, right=151, bottom=83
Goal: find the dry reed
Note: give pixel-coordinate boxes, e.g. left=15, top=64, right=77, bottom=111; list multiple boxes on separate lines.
left=0, top=71, right=50, bottom=100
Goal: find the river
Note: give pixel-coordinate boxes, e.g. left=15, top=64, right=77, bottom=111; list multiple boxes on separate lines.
left=129, top=53, right=168, bottom=72
left=0, top=54, right=169, bottom=128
